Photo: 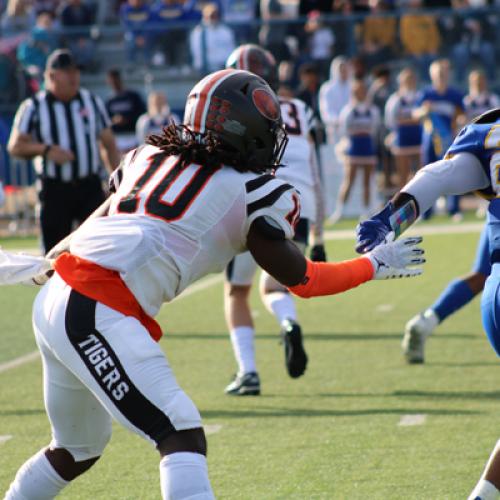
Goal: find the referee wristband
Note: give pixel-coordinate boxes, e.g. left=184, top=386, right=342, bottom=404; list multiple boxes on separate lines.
left=42, top=144, right=52, bottom=158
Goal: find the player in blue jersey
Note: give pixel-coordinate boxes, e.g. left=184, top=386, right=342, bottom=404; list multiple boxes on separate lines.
left=402, top=70, right=500, bottom=364
left=413, top=59, right=464, bottom=219
left=355, top=107, right=500, bottom=500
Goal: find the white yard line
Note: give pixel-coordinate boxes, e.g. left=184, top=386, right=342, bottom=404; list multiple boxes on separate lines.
left=0, top=435, right=13, bottom=445
left=0, top=351, right=40, bottom=374
left=398, top=414, right=427, bottom=427
left=0, top=274, right=224, bottom=375
left=375, top=304, right=394, bottom=313
left=204, top=424, right=223, bottom=435
left=324, top=221, right=483, bottom=241
left=0, top=222, right=483, bottom=375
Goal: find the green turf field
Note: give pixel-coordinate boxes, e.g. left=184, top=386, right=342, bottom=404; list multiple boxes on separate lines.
left=0, top=225, right=498, bottom=499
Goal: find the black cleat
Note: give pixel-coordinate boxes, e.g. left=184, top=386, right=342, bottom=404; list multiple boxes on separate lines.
left=224, top=372, right=261, bottom=396
left=281, top=319, right=308, bottom=378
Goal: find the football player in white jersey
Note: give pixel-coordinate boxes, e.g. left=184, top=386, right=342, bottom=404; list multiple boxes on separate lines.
left=223, top=44, right=327, bottom=395
left=4, top=69, right=424, bottom=500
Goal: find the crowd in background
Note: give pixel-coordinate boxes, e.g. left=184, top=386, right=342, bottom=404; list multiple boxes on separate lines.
left=1, top=0, right=500, bottom=225
left=1, top=0, right=499, bottom=79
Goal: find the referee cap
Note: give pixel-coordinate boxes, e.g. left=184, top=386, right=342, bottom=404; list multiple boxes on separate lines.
left=46, top=49, right=79, bottom=71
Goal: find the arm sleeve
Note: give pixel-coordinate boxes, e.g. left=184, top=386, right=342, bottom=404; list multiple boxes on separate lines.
left=403, top=152, right=490, bottom=214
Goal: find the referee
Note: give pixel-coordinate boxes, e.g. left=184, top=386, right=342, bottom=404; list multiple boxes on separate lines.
left=7, top=49, right=120, bottom=253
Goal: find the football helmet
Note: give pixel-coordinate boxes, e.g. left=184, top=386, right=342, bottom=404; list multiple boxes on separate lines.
left=183, top=69, right=287, bottom=172
left=226, top=44, right=279, bottom=91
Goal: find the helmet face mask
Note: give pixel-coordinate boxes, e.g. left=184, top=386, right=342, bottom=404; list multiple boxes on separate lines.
left=183, top=69, right=288, bottom=173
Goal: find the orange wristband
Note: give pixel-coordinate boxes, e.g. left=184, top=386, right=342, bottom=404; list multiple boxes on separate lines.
left=288, top=257, right=374, bottom=298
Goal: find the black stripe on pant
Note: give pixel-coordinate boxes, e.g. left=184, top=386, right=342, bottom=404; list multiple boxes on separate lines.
left=65, top=290, right=175, bottom=445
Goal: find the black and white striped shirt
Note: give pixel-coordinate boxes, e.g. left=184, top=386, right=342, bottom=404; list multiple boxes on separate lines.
left=12, top=88, right=112, bottom=182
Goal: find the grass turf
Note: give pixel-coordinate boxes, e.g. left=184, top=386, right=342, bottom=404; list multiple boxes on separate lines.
left=0, top=227, right=498, bottom=499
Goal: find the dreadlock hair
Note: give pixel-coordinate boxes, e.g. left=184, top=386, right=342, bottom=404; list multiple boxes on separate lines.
left=146, top=123, right=252, bottom=172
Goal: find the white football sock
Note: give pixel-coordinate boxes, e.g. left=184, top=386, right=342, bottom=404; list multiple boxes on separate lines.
left=424, top=309, right=440, bottom=330
left=5, top=449, right=69, bottom=499
left=468, top=479, right=500, bottom=500
left=229, top=326, right=256, bottom=376
left=263, top=291, right=296, bottom=325
left=159, top=452, right=214, bottom=500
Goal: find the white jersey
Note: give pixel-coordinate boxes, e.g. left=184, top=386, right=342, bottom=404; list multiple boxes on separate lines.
left=278, top=97, right=321, bottom=222
left=68, top=145, right=299, bottom=317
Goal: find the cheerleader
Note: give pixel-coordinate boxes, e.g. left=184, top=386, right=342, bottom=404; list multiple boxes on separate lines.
left=463, top=70, right=500, bottom=123
left=385, top=68, right=422, bottom=189
left=333, top=78, right=381, bottom=221
left=135, top=91, right=180, bottom=144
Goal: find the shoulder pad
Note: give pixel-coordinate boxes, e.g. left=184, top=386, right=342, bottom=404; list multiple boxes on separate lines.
left=472, top=107, right=500, bottom=124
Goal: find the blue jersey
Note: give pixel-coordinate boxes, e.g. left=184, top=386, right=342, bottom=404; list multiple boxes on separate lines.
left=445, top=109, right=500, bottom=273
left=446, top=110, right=500, bottom=199
left=418, top=86, right=464, bottom=162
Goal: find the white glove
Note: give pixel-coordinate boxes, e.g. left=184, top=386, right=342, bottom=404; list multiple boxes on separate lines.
left=0, top=249, right=54, bottom=286
left=367, top=234, right=425, bottom=280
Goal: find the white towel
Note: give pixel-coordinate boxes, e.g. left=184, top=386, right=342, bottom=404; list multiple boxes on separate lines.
left=0, top=249, right=53, bottom=286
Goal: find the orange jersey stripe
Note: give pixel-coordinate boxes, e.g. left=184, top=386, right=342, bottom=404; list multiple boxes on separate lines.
left=54, top=253, right=163, bottom=341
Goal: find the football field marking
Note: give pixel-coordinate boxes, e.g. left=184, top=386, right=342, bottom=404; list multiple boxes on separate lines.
left=0, top=222, right=484, bottom=375
left=0, top=351, right=40, bottom=374
left=376, top=304, right=394, bottom=313
left=0, top=435, right=13, bottom=445
left=398, top=414, right=427, bottom=427
left=204, top=424, right=223, bottom=435
left=0, top=274, right=224, bottom=375
left=324, top=221, right=483, bottom=241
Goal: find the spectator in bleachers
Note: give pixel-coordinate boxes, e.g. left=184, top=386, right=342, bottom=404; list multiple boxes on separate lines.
left=135, top=90, right=180, bottom=144
left=189, top=3, right=235, bottom=73
left=259, top=0, right=290, bottom=62
left=413, top=58, right=464, bottom=219
left=105, top=68, right=146, bottom=153
left=303, top=10, right=335, bottom=78
left=16, top=9, right=58, bottom=79
left=448, top=1, right=496, bottom=83
left=332, top=78, right=381, bottom=222
left=296, top=63, right=321, bottom=111
left=150, top=0, right=190, bottom=69
left=399, top=0, right=440, bottom=80
left=59, top=0, right=95, bottom=70
left=319, top=55, right=351, bottom=147
left=120, top=0, right=154, bottom=66
left=463, top=69, right=499, bottom=123
left=218, top=0, right=256, bottom=43
left=360, top=0, right=397, bottom=70
left=384, top=67, right=422, bottom=189
left=1, top=0, right=35, bottom=35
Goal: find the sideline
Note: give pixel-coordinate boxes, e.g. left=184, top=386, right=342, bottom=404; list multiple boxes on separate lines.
left=0, top=222, right=484, bottom=374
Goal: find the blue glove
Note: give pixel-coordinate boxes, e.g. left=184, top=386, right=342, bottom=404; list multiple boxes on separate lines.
left=355, top=203, right=394, bottom=254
